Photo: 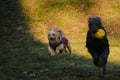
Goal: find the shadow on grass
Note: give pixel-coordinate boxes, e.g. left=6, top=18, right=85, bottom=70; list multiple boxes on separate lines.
left=0, top=0, right=120, bottom=80
left=0, top=0, right=48, bottom=80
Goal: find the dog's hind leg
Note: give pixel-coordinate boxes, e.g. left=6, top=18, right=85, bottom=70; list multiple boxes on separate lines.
left=99, top=48, right=109, bottom=76
left=99, top=48, right=109, bottom=66
left=66, top=41, right=71, bottom=54
left=61, top=45, right=67, bottom=53
left=67, top=46, right=71, bottom=54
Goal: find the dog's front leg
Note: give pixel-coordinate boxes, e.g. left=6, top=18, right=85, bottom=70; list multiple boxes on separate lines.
left=56, top=44, right=64, bottom=54
left=48, top=46, right=55, bottom=56
left=88, top=49, right=99, bottom=66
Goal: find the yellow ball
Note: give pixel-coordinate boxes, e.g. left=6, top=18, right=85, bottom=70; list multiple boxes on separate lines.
left=95, top=29, right=105, bottom=39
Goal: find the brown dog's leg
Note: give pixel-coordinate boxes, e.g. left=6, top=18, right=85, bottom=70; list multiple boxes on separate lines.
left=67, top=41, right=71, bottom=54
left=64, top=46, right=68, bottom=53
left=48, top=46, right=55, bottom=56
left=56, top=44, right=64, bottom=54
left=67, top=46, right=71, bottom=54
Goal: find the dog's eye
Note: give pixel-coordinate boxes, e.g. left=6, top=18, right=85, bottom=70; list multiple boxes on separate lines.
left=48, top=34, right=50, bottom=36
left=52, top=34, right=55, bottom=36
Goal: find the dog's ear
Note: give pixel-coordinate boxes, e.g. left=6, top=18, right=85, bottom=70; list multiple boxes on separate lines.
left=55, top=30, right=60, bottom=42
left=88, top=17, right=94, bottom=24
left=88, top=17, right=93, bottom=28
left=95, top=17, right=105, bottom=29
left=58, top=30, right=64, bottom=37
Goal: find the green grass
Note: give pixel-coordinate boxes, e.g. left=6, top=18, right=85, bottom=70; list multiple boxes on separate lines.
left=0, top=0, right=120, bottom=80
left=1, top=39, right=120, bottom=80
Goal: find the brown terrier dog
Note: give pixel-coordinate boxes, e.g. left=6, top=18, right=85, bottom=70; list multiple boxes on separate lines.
left=48, top=28, right=71, bottom=56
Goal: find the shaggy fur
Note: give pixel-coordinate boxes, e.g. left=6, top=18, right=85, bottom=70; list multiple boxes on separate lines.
left=86, top=17, right=110, bottom=76
left=48, top=28, right=71, bottom=56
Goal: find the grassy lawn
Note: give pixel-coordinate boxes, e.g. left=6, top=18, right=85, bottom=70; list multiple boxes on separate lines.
left=0, top=0, right=120, bottom=80
left=1, top=38, right=120, bottom=80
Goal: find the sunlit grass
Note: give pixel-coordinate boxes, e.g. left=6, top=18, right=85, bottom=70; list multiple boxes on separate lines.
left=19, top=0, right=120, bottom=43
left=108, top=38, right=120, bottom=66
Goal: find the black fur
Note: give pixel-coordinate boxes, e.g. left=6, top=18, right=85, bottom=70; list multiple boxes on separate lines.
left=86, top=17, right=110, bottom=76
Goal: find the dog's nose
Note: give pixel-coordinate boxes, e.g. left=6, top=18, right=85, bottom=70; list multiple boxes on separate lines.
left=50, top=37, right=54, bottom=40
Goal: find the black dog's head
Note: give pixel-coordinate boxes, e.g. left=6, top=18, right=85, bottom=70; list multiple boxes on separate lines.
left=88, top=17, right=104, bottom=33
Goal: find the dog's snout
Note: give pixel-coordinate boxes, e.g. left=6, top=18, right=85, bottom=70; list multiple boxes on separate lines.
left=50, top=37, right=54, bottom=40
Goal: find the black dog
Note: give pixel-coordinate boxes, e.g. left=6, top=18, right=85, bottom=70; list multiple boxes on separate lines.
left=86, top=17, right=110, bottom=76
